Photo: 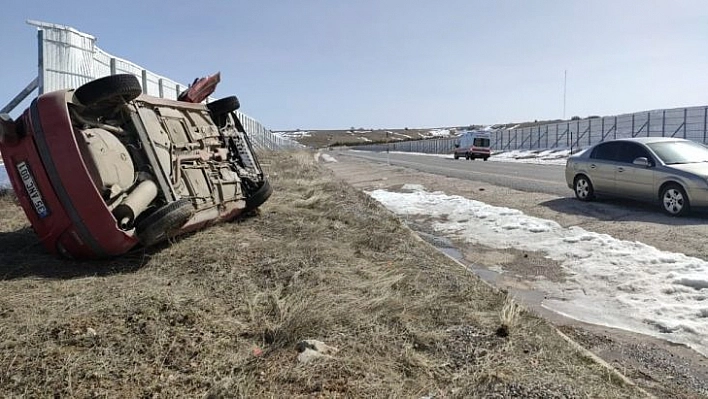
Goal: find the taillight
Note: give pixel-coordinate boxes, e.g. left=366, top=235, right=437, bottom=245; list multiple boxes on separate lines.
left=0, top=113, right=18, bottom=145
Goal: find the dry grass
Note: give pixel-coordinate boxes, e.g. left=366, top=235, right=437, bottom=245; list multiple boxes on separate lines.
left=0, top=150, right=647, bottom=397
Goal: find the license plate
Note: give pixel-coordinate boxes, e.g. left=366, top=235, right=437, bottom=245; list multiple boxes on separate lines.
left=16, top=161, right=50, bottom=218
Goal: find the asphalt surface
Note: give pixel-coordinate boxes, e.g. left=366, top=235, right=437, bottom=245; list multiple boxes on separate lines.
left=338, top=150, right=570, bottom=196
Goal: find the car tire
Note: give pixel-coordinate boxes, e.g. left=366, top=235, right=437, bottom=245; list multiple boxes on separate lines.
left=660, top=183, right=690, bottom=216
left=74, top=74, right=143, bottom=108
left=573, top=175, right=595, bottom=201
left=245, top=179, right=273, bottom=212
left=135, top=199, right=194, bottom=247
left=207, top=96, right=240, bottom=115
left=483, top=157, right=489, bottom=161
left=465, top=153, right=470, bottom=160
left=453, top=153, right=459, bottom=160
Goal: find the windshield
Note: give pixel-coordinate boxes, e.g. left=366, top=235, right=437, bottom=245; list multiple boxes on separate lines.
left=646, top=141, right=708, bottom=164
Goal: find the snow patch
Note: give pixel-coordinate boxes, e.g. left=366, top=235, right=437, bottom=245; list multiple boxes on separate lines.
left=366, top=186, right=708, bottom=356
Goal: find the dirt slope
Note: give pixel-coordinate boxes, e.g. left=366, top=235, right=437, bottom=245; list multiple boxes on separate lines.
left=0, top=152, right=647, bottom=398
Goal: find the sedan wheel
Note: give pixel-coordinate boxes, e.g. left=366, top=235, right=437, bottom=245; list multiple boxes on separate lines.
left=661, top=184, right=689, bottom=216
left=574, top=175, right=594, bottom=201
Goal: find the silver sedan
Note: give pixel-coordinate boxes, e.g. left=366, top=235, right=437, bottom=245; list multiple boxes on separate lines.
left=565, top=137, right=708, bottom=216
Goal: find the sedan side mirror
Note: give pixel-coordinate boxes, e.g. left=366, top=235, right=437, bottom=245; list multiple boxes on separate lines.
left=632, top=157, right=651, bottom=167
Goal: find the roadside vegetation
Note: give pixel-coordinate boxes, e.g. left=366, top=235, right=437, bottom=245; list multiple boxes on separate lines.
left=0, top=151, right=647, bottom=397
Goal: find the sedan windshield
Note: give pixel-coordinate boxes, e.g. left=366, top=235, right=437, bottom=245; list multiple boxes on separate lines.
left=646, top=141, right=708, bottom=164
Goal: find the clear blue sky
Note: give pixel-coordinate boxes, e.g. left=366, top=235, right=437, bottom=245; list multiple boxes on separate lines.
left=1, top=1, right=707, bottom=130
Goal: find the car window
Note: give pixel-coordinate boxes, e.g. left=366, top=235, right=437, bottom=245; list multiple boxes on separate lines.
left=473, top=137, right=490, bottom=147
left=617, top=142, right=652, bottom=164
left=647, top=140, right=708, bottom=164
left=589, top=142, right=621, bottom=161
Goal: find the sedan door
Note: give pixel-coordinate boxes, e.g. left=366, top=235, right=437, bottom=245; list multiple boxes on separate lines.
left=586, top=142, right=622, bottom=194
left=613, top=142, right=656, bottom=199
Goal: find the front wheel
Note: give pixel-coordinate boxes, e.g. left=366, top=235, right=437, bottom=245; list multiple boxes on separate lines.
left=660, top=184, right=689, bottom=216
left=574, top=175, right=595, bottom=201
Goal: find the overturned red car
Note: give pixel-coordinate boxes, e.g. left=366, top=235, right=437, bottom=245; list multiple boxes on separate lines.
left=0, top=74, right=271, bottom=259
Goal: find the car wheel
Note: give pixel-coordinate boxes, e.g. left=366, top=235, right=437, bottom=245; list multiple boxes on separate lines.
left=453, top=153, right=459, bottom=160
left=465, top=153, right=470, bottom=160
left=135, top=199, right=194, bottom=247
left=574, top=175, right=595, bottom=201
left=74, top=74, right=143, bottom=108
left=483, top=157, right=489, bottom=161
left=660, top=184, right=690, bottom=216
left=207, top=96, right=240, bottom=115
left=208, top=96, right=240, bottom=128
left=245, top=179, right=273, bottom=212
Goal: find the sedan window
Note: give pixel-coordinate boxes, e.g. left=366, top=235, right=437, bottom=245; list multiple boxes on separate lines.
left=647, top=141, right=708, bottom=164
left=617, top=142, right=652, bottom=164
left=590, top=142, right=621, bottom=161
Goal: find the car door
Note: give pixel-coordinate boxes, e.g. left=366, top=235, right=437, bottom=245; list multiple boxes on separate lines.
left=614, top=142, right=655, bottom=199
left=587, top=142, right=622, bottom=194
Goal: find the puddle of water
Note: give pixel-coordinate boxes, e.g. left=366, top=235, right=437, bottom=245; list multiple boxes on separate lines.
left=416, top=230, right=558, bottom=319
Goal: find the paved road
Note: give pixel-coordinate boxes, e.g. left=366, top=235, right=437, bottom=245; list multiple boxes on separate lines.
left=336, top=150, right=570, bottom=196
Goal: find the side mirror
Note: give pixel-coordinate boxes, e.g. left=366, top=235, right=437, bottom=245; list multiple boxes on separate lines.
left=632, top=157, right=651, bottom=167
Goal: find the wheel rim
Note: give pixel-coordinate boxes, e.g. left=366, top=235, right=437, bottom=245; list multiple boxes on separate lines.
left=663, top=188, right=685, bottom=214
left=575, top=179, right=589, bottom=199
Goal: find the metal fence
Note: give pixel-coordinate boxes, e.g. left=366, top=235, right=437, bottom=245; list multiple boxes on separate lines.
left=29, top=20, right=301, bottom=152
left=354, top=106, right=708, bottom=155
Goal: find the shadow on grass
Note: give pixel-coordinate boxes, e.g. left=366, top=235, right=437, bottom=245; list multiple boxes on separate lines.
left=0, top=227, right=150, bottom=280
left=540, top=197, right=708, bottom=226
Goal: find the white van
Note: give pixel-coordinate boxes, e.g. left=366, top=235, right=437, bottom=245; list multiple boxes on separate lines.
left=453, top=131, right=492, bottom=160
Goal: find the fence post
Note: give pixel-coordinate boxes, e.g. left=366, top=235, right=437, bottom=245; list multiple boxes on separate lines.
left=647, top=112, right=651, bottom=137
left=661, top=110, right=666, bottom=137
left=683, top=108, right=687, bottom=139
left=545, top=125, right=549, bottom=148
left=158, top=78, right=164, bottom=98
left=141, top=70, right=148, bottom=95
left=614, top=116, right=617, bottom=139
left=110, top=58, right=117, bottom=75
left=588, top=118, right=592, bottom=146
left=555, top=124, right=559, bottom=148
left=703, top=107, right=708, bottom=144
left=601, top=117, right=604, bottom=143
left=176, top=84, right=181, bottom=98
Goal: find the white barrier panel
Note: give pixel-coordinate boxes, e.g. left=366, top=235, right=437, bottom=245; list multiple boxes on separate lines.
left=28, top=20, right=302, bottom=151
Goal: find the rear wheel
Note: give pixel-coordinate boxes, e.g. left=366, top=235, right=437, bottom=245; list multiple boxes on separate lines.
left=573, top=175, right=595, bottom=201
left=135, top=199, right=194, bottom=247
left=453, top=153, right=459, bottom=160
left=483, top=157, right=489, bottom=161
left=660, top=184, right=689, bottom=216
left=74, top=74, right=143, bottom=108
left=207, top=96, right=240, bottom=115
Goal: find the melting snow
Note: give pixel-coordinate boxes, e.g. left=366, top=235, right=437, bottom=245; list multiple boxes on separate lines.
left=367, top=185, right=708, bottom=356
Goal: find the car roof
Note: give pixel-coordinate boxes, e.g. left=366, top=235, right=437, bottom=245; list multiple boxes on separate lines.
left=607, top=137, right=689, bottom=144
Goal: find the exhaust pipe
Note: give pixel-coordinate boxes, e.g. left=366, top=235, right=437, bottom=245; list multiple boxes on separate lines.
left=112, top=179, right=158, bottom=230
